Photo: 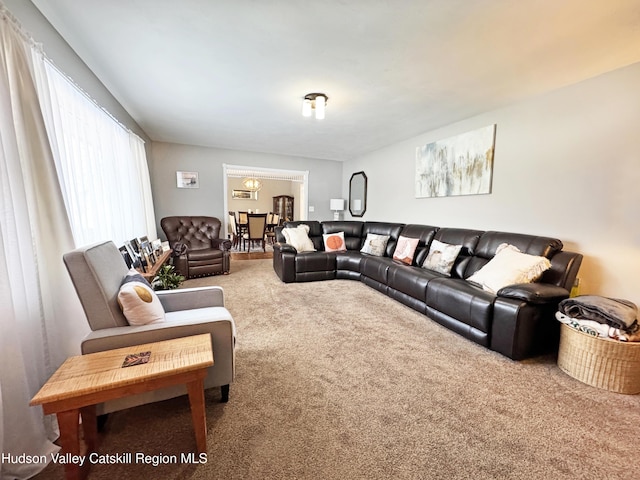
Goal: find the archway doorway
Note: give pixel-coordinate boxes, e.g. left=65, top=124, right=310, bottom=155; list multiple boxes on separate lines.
left=223, top=164, right=309, bottom=239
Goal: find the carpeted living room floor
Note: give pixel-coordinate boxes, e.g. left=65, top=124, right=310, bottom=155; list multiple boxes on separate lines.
left=35, top=258, right=640, bottom=480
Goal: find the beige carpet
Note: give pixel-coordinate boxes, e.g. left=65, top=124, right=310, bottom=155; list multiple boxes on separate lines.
left=36, top=259, right=640, bottom=480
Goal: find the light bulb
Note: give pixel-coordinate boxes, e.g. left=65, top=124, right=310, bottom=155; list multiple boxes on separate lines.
left=315, top=95, right=325, bottom=120
left=302, top=98, right=312, bottom=117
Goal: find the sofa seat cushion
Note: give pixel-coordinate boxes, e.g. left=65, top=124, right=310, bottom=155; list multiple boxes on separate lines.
left=387, top=264, right=441, bottom=301
left=427, top=278, right=495, bottom=334
left=189, top=258, right=223, bottom=268
left=335, top=251, right=364, bottom=272
left=187, top=248, right=223, bottom=261
left=295, top=252, right=337, bottom=273
left=360, top=256, right=395, bottom=284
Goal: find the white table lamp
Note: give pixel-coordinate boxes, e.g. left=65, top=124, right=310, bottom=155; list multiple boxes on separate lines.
left=330, top=198, right=345, bottom=221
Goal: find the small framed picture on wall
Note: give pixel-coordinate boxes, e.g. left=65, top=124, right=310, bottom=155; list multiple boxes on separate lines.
left=176, top=171, right=199, bottom=188
left=232, top=189, right=258, bottom=200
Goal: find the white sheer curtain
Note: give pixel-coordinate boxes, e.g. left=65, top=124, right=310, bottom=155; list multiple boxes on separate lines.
left=1, top=2, right=157, bottom=477
left=34, top=60, right=156, bottom=246
left=0, top=5, right=84, bottom=479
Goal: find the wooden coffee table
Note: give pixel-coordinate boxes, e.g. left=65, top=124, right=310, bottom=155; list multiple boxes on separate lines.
left=30, top=334, right=214, bottom=480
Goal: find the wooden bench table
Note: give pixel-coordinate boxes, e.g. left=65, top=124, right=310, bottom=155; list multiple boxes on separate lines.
left=30, top=334, right=213, bottom=480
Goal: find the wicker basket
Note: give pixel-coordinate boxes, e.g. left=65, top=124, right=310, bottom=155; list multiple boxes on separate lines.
left=557, top=323, right=640, bottom=394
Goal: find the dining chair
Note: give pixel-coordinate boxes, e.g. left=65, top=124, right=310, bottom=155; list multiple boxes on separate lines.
left=242, top=213, right=268, bottom=252
left=265, top=212, right=277, bottom=245
left=228, top=212, right=239, bottom=249
left=237, top=211, right=249, bottom=249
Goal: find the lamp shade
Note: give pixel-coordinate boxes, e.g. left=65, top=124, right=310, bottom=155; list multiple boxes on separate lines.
left=330, top=198, right=344, bottom=211
left=242, top=177, right=262, bottom=191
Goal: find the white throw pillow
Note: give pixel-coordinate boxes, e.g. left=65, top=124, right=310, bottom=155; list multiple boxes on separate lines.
left=422, top=239, right=463, bottom=276
left=467, top=243, right=552, bottom=294
left=117, top=270, right=165, bottom=325
left=282, top=224, right=316, bottom=252
left=360, top=233, right=390, bottom=257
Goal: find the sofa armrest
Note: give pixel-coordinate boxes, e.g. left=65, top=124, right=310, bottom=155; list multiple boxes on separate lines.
left=81, top=310, right=235, bottom=354
left=274, top=242, right=298, bottom=254
left=156, top=286, right=225, bottom=311
left=497, top=283, right=570, bottom=305
left=211, top=238, right=232, bottom=251
left=273, top=244, right=297, bottom=282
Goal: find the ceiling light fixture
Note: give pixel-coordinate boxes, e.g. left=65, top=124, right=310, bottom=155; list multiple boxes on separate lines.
left=242, top=177, right=263, bottom=192
left=302, top=93, right=328, bottom=120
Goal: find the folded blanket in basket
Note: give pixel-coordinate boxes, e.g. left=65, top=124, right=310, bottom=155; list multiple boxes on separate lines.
left=558, top=296, right=638, bottom=333
left=554, top=312, right=640, bottom=341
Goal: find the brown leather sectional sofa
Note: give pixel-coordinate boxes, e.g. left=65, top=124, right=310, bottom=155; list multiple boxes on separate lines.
left=273, top=220, right=583, bottom=360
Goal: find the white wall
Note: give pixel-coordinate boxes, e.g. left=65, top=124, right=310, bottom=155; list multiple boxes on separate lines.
left=151, top=142, right=343, bottom=236
left=343, top=62, right=640, bottom=306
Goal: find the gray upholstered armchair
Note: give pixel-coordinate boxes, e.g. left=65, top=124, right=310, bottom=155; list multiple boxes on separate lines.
left=63, top=240, right=236, bottom=414
left=161, top=216, right=231, bottom=279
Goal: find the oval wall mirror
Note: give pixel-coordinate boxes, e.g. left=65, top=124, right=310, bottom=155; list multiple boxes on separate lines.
left=349, top=171, right=367, bottom=217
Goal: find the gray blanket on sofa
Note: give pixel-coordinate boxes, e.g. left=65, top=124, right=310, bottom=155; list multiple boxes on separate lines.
left=558, top=295, right=638, bottom=333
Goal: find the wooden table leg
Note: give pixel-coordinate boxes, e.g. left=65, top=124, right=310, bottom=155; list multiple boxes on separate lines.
left=80, top=404, right=97, bottom=454
left=56, top=409, right=87, bottom=480
left=186, top=377, right=207, bottom=454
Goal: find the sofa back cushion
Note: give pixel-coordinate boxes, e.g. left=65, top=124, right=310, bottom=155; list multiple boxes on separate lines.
left=283, top=221, right=324, bottom=251
left=63, top=240, right=130, bottom=330
left=362, top=222, right=405, bottom=257
left=160, top=216, right=222, bottom=251
left=400, top=224, right=439, bottom=266
left=432, top=228, right=484, bottom=278
left=465, top=231, right=564, bottom=279
left=322, top=221, right=364, bottom=251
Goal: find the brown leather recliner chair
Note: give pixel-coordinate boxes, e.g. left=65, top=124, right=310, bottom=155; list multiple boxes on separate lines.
left=161, top=216, right=231, bottom=278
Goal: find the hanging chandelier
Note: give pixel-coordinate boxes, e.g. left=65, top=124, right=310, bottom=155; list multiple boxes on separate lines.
left=242, top=177, right=263, bottom=192
left=301, top=93, right=328, bottom=120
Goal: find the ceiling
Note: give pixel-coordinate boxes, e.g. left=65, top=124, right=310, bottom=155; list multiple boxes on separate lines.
left=31, top=0, right=640, bottom=162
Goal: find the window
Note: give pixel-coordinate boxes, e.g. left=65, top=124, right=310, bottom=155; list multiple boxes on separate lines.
left=35, top=60, right=156, bottom=246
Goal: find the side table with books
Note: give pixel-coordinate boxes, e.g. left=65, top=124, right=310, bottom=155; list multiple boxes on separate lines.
left=138, top=248, right=172, bottom=280
left=30, top=334, right=213, bottom=480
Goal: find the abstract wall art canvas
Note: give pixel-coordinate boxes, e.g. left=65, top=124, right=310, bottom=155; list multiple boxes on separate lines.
left=415, top=124, right=496, bottom=198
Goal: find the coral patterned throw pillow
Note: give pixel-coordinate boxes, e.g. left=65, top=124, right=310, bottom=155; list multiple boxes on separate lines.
left=323, top=232, right=346, bottom=252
